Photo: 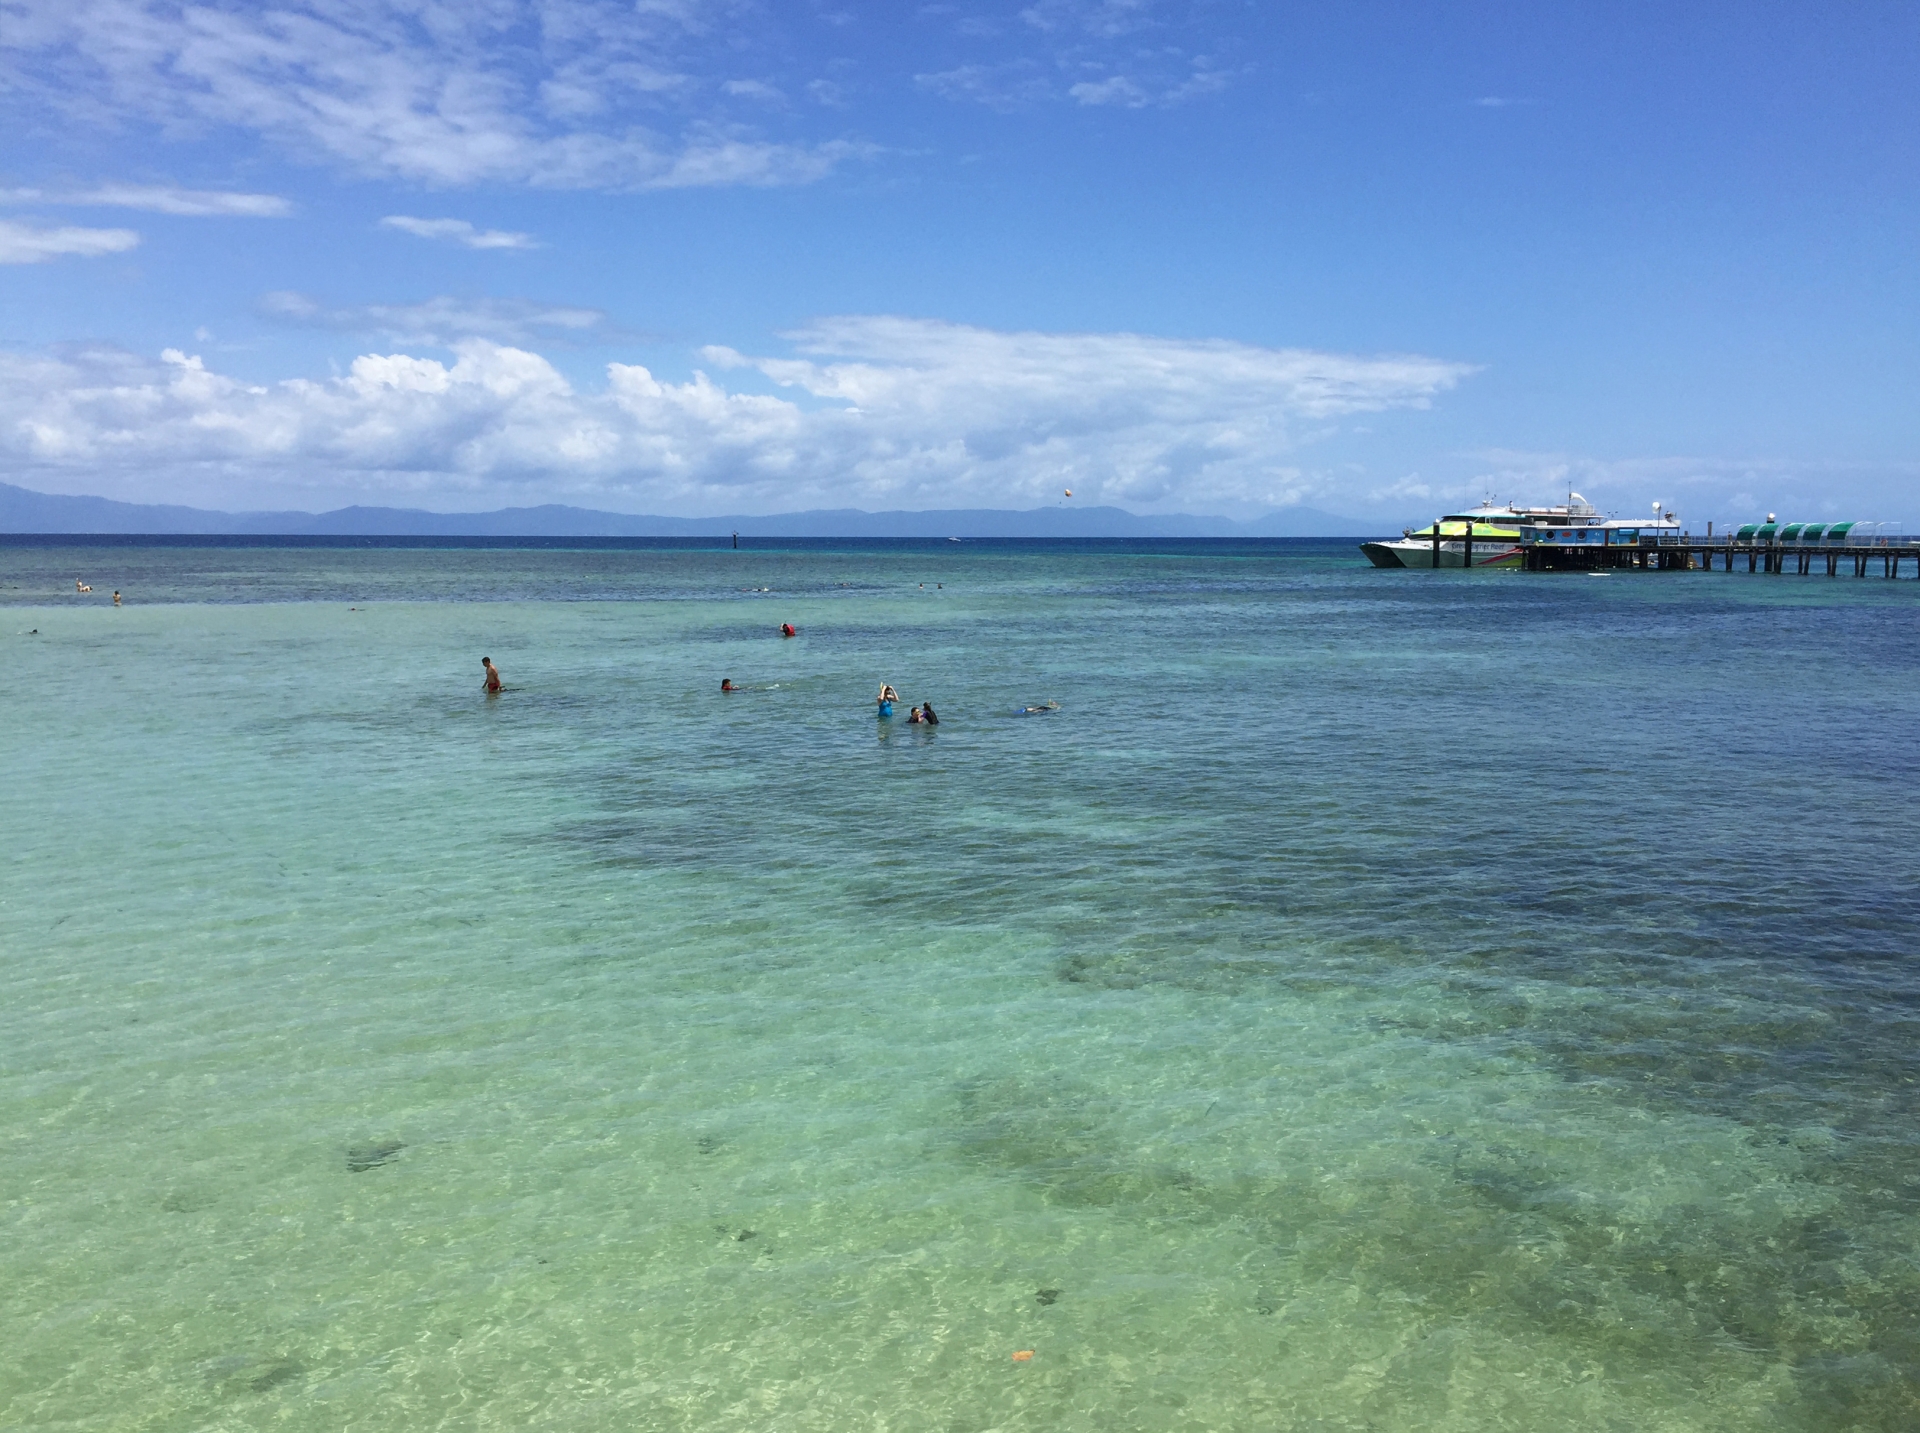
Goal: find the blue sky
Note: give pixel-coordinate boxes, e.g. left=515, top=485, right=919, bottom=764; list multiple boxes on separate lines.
left=2, top=0, right=1916, bottom=521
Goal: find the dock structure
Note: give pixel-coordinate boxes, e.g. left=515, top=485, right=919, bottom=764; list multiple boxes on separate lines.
left=1522, top=536, right=1920, bottom=577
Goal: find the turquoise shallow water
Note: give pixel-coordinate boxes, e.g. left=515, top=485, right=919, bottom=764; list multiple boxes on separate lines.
left=5, top=538, right=1920, bottom=1431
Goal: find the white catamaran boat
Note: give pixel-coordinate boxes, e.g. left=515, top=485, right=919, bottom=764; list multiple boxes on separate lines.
left=1361, top=495, right=1683, bottom=569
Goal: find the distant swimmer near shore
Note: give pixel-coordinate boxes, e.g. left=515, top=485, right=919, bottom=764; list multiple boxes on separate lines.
left=1019, top=700, right=1060, bottom=715
left=482, top=657, right=502, bottom=693
left=721, top=678, right=736, bottom=692
left=113, top=591, right=121, bottom=606
left=76, top=580, right=91, bottom=593
left=780, top=622, right=796, bottom=638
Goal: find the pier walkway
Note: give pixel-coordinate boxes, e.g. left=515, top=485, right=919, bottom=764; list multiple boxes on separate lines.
left=1521, top=539, right=1920, bottom=577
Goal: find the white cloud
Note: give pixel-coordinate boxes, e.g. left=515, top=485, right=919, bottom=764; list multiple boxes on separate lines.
left=1021, top=0, right=1157, bottom=40
left=0, top=318, right=1472, bottom=512
left=721, top=79, right=784, bottom=103
left=0, top=218, right=140, bottom=263
left=259, top=291, right=608, bottom=346
left=1067, top=61, right=1230, bottom=108
left=1067, top=75, right=1147, bottom=107
left=921, top=0, right=1232, bottom=109
left=646, top=131, right=866, bottom=188
left=1, top=184, right=290, bottom=216
left=1, top=0, right=863, bottom=190
left=380, top=216, right=539, bottom=250
left=915, top=62, right=1054, bottom=112
left=1067, top=74, right=1136, bottom=106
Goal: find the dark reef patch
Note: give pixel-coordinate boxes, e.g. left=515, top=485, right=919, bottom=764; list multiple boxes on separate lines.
left=345, top=1140, right=404, bottom=1173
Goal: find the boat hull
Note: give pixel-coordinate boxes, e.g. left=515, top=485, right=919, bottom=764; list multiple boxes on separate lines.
left=1360, top=539, right=1523, bottom=569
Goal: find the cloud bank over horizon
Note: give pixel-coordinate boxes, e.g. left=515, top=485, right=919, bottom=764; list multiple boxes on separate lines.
left=0, top=318, right=1471, bottom=516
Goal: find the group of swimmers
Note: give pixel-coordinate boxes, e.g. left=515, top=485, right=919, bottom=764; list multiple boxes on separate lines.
left=74, top=580, right=122, bottom=605
left=720, top=677, right=942, bottom=723
left=876, top=685, right=939, bottom=724
left=486, top=621, right=955, bottom=726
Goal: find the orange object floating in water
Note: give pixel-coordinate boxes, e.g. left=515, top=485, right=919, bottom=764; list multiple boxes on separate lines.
left=1012, top=1350, right=1034, bottom=1361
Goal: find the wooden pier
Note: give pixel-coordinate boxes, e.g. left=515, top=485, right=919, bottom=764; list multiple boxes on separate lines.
left=1521, top=540, right=1920, bottom=577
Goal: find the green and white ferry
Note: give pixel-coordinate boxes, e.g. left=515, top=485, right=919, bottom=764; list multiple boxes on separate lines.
left=1362, top=496, right=1683, bottom=569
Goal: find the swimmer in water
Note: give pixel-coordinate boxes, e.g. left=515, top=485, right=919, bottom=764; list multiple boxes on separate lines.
left=908, top=705, right=924, bottom=724
left=877, top=683, right=899, bottom=707
left=921, top=701, right=939, bottom=726
left=1021, top=700, right=1060, bottom=715
left=721, top=678, right=737, bottom=692
left=112, top=591, right=121, bottom=606
left=482, top=657, right=502, bottom=693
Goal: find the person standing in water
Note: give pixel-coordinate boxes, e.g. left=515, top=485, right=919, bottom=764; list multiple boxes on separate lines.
left=482, top=657, right=502, bottom=693
left=112, top=591, right=122, bottom=606
left=920, top=701, right=939, bottom=726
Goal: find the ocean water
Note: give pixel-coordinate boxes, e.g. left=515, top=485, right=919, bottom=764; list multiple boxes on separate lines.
left=5, top=537, right=1919, bottom=1432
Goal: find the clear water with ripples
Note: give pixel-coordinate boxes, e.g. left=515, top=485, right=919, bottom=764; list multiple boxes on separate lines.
left=5, top=537, right=1918, bottom=1431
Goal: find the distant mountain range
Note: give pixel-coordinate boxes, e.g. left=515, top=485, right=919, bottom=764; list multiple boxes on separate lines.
left=0, top=480, right=1383, bottom=538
